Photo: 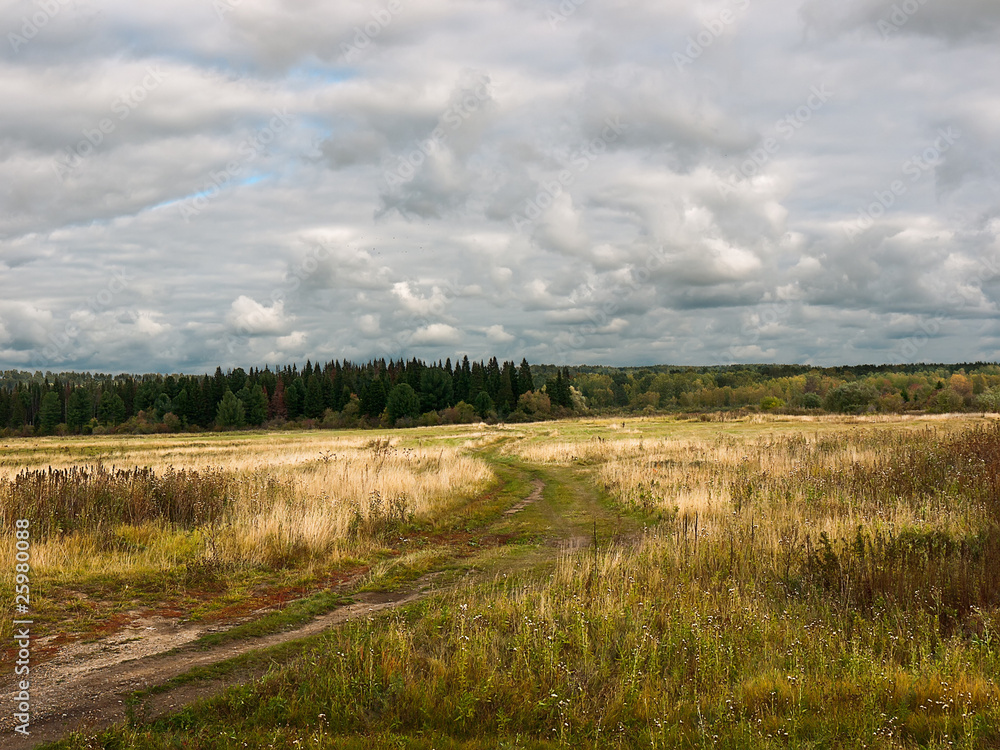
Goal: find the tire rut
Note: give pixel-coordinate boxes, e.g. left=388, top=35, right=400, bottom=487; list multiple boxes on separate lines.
left=0, top=574, right=443, bottom=749
left=3, top=462, right=626, bottom=749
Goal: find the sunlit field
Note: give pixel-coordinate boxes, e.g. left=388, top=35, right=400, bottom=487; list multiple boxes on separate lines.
left=6, top=414, right=1000, bottom=748
left=0, top=428, right=496, bottom=640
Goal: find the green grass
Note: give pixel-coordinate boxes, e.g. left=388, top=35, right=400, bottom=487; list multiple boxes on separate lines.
left=193, top=589, right=352, bottom=647
left=30, top=417, right=1000, bottom=748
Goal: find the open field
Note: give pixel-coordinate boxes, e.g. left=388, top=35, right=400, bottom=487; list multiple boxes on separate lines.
left=2, top=414, right=1000, bottom=748
left=0, top=429, right=496, bottom=642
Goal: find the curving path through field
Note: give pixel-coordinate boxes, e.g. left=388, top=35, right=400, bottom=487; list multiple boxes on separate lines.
left=1, top=452, right=639, bottom=749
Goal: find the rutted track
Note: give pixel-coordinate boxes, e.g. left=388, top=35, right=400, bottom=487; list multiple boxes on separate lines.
left=2, top=450, right=639, bottom=749
left=1, top=575, right=443, bottom=749
left=503, top=477, right=543, bottom=516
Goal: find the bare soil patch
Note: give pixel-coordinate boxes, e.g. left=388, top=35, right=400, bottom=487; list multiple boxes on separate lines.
left=0, top=574, right=443, bottom=749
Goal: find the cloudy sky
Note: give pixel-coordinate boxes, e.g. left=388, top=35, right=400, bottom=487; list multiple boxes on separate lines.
left=1, top=0, right=999, bottom=373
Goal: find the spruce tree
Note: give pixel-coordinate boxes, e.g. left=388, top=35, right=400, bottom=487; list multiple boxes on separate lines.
left=331, top=363, right=347, bottom=411
left=67, top=389, right=93, bottom=431
left=0, top=390, right=9, bottom=429
left=210, top=367, right=227, bottom=418
left=498, top=361, right=516, bottom=413
left=286, top=377, right=306, bottom=418
left=518, top=359, right=533, bottom=395
left=242, top=384, right=268, bottom=425
left=454, top=356, right=471, bottom=402
left=215, top=389, right=246, bottom=429
left=40, top=391, right=62, bottom=433
left=473, top=391, right=495, bottom=419
left=387, top=383, right=421, bottom=424
left=98, top=391, right=126, bottom=426
left=486, top=357, right=502, bottom=399
left=420, top=367, right=454, bottom=412
left=470, top=361, right=485, bottom=399
left=172, top=388, right=192, bottom=424
left=154, top=393, right=172, bottom=420
left=360, top=377, right=388, bottom=418
left=304, top=374, right=324, bottom=418
left=9, top=391, right=28, bottom=430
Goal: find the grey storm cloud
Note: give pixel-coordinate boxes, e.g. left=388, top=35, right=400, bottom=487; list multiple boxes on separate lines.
left=0, top=0, right=998, bottom=373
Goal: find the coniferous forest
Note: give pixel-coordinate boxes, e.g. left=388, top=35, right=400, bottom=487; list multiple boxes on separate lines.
left=2, top=358, right=1000, bottom=436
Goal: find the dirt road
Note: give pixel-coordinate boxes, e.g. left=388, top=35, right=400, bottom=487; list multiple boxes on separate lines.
left=2, top=457, right=635, bottom=749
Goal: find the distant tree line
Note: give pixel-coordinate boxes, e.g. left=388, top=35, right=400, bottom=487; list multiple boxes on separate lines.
left=568, top=362, right=1000, bottom=416
left=0, top=357, right=574, bottom=435
left=1, top=359, right=999, bottom=436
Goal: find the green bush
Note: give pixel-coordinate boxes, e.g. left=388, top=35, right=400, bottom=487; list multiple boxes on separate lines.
left=824, top=382, right=878, bottom=413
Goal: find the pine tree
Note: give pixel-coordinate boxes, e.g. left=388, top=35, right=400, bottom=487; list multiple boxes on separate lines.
left=0, top=389, right=10, bottom=429
left=67, top=388, right=93, bottom=431
left=474, top=391, right=495, bottom=419
left=172, top=388, right=192, bottom=424
left=550, top=370, right=573, bottom=408
left=209, top=367, right=227, bottom=419
left=406, top=358, right=424, bottom=390
left=486, top=357, right=501, bottom=399
left=241, top=384, right=268, bottom=425
left=304, top=374, right=324, bottom=419
left=9, top=390, right=28, bottom=430
left=470, top=361, right=485, bottom=400
left=286, top=377, right=306, bottom=419
left=98, top=391, right=126, bottom=426
left=387, top=383, right=420, bottom=424
left=518, top=359, right=533, bottom=396
left=40, top=391, right=62, bottom=433
left=420, top=367, right=454, bottom=412
left=360, top=377, right=388, bottom=418
left=321, top=372, right=334, bottom=410
left=565, top=368, right=576, bottom=407
left=498, top=361, right=516, bottom=413
left=228, top=367, right=248, bottom=393
left=454, top=356, right=471, bottom=402
left=154, top=393, right=172, bottom=420
left=215, top=389, right=246, bottom=429
left=331, top=363, right=347, bottom=411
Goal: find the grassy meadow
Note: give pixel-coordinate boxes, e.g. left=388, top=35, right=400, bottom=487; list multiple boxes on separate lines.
left=0, top=428, right=496, bottom=640
left=4, top=414, right=1000, bottom=748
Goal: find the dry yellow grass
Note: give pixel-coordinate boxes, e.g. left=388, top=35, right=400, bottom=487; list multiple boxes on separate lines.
left=0, top=430, right=495, bottom=636
left=502, top=414, right=998, bottom=576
